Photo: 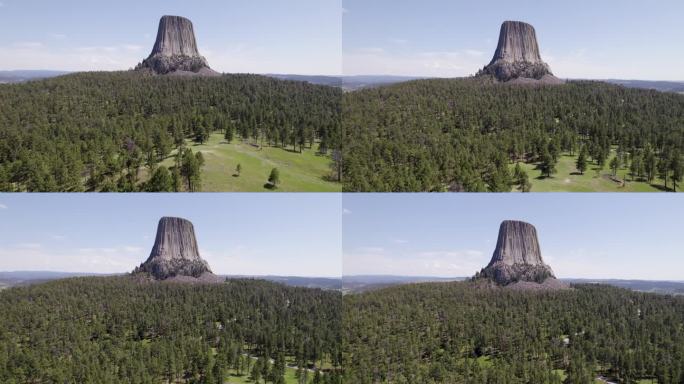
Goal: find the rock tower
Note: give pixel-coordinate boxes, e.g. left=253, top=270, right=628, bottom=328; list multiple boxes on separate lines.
left=136, top=15, right=218, bottom=76
left=477, top=220, right=562, bottom=287
left=478, top=21, right=561, bottom=83
left=135, top=217, right=222, bottom=282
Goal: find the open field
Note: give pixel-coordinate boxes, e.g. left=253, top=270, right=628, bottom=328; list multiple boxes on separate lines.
left=225, top=366, right=306, bottom=384
left=513, top=149, right=677, bottom=192
left=155, top=133, right=341, bottom=192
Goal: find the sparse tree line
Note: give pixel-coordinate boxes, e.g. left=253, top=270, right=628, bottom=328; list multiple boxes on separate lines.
left=0, top=277, right=342, bottom=384
left=342, top=78, right=684, bottom=191
left=343, top=283, right=684, bottom=383
left=0, top=72, right=341, bottom=192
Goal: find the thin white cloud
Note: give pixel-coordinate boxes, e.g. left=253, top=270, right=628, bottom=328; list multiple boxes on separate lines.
left=14, top=42, right=43, bottom=49
left=0, top=42, right=144, bottom=71
left=16, top=243, right=42, bottom=249
left=49, top=33, right=67, bottom=40
left=202, top=41, right=341, bottom=76
left=122, top=44, right=143, bottom=52
left=357, top=47, right=386, bottom=55
left=464, top=49, right=484, bottom=57
left=342, top=208, right=352, bottom=215
left=344, top=247, right=486, bottom=277
left=0, top=203, right=7, bottom=209
left=200, top=245, right=340, bottom=277
left=51, top=235, right=66, bottom=241
left=344, top=48, right=485, bottom=77
left=0, top=244, right=145, bottom=274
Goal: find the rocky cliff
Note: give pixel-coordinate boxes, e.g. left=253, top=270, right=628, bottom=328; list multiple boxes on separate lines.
left=136, top=15, right=218, bottom=76
left=476, top=220, right=563, bottom=287
left=478, top=21, right=561, bottom=83
left=135, top=217, right=222, bottom=282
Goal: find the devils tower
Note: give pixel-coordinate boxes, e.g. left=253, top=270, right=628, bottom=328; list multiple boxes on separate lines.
left=478, top=21, right=561, bottom=84
left=136, top=15, right=218, bottom=76
left=134, top=217, right=223, bottom=283
left=475, top=220, right=567, bottom=289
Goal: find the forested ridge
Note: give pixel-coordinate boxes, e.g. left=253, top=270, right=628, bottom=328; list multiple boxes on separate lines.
left=343, top=282, right=684, bottom=384
left=0, top=277, right=342, bottom=383
left=0, top=72, right=341, bottom=192
left=342, top=78, right=684, bottom=192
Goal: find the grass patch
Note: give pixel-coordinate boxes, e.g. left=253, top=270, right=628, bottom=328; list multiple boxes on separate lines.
left=512, top=149, right=679, bottom=192
left=476, top=356, right=493, bottom=368
left=225, top=366, right=312, bottom=384
left=552, top=369, right=567, bottom=381
left=153, top=133, right=341, bottom=192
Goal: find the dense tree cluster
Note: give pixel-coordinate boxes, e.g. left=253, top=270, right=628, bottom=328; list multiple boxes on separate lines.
left=0, top=72, right=341, bottom=192
left=342, top=78, right=684, bottom=191
left=343, top=282, right=684, bottom=383
left=0, top=277, right=342, bottom=383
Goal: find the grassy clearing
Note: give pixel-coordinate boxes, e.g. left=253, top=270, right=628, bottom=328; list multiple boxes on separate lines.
left=476, top=356, right=494, bottom=369
left=155, top=133, right=341, bottom=192
left=223, top=349, right=332, bottom=384
left=513, top=149, right=678, bottom=192
left=225, top=366, right=313, bottom=384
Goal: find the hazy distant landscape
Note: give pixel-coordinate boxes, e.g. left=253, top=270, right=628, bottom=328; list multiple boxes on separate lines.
left=0, top=271, right=342, bottom=290
left=4, top=70, right=683, bottom=94
left=343, top=275, right=684, bottom=295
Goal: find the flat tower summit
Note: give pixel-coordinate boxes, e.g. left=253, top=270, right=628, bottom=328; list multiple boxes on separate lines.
left=135, top=217, right=222, bottom=283
left=475, top=220, right=568, bottom=289
left=478, top=21, right=561, bottom=84
left=136, top=15, right=219, bottom=76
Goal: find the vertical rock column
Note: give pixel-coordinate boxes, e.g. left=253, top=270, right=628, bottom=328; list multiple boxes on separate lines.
left=136, top=15, right=215, bottom=75
left=138, top=217, right=213, bottom=279
left=478, top=220, right=557, bottom=285
left=478, top=21, right=556, bottom=82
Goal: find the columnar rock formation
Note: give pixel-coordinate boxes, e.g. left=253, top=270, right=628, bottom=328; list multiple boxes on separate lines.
left=476, top=220, right=563, bottom=287
left=136, top=15, right=218, bottom=76
left=477, top=21, right=561, bottom=83
left=135, top=217, right=222, bottom=282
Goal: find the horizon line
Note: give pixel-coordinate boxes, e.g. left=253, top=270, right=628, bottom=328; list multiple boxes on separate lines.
left=342, top=274, right=684, bottom=283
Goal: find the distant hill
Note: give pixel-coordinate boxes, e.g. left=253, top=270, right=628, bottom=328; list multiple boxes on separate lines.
left=0, top=70, right=70, bottom=83
left=341, top=76, right=684, bottom=93
left=4, top=71, right=683, bottom=95
left=0, top=271, right=116, bottom=288
left=225, top=275, right=342, bottom=290
left=0, top=271, right=341, bottom=290
left=343, top=275, right=465, bottom=293
left=340, top=75, right=428, bottom=91
left=343, top=275, right=684, bottom=295
left=563, top=278, right=684, bottom=295
left=266, top=74, right=342, bottom=87
left=602, top=79, right=684, bottom=94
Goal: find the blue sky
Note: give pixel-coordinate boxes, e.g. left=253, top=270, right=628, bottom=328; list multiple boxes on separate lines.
left=0, top=0, right=342, bottom=74
left=343, top=194, right=684, bottom=280
left=0, top=194, right=342, bottom=277
left=343, top=0, right=684, bottom=80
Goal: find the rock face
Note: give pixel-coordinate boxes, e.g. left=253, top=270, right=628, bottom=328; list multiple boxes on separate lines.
left=136, top=16, right=218, bottom=76
left=477, top=220, right=559, bottom=286
left=478, top=21, right=560, bottom=83
left=136, top=217, right=221, bottom=282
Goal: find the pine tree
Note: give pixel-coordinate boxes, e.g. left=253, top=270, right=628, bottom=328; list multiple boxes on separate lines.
left=576, top=146, right=588, bottom=175
left=268, top=168, right=281, bottom=188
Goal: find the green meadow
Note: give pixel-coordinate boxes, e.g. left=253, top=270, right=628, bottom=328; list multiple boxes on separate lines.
left=157, top=133, right=341, bottom=192
left=513, top=149, right=678, bottom=192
